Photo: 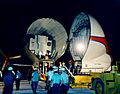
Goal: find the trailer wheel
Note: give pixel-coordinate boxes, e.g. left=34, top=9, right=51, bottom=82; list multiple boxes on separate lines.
left=95, top=80, right=104, bottom=94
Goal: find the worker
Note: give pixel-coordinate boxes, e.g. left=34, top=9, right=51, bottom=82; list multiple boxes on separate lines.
left=27, top=68, right=32, bottom=84
left=15, top=70, right=21, bottom=90
left=60, top=67, right=70, bottom=94
left=31, top=67, right=39, bottom=94
left=2, top=66, right=15, bottom=94
left=51, top=67, right=63, bottom=94
left=46, top=66, right=54, bottom=94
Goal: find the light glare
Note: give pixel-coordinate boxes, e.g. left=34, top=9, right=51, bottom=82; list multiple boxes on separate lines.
left=76, top=43, right=85, bottom=51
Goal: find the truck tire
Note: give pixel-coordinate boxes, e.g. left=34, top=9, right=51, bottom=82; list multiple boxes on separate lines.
left=95, top=80, right=104, bottom=94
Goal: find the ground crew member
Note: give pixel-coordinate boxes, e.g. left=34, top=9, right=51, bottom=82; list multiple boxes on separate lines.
left=60, top=67, right=69, bottom=94
left=46, top=67, right=54, bottom=94
left=15, top=70, right=21, bottom=90
left=51, top=67, right=63, bottom=94
left=31, top=67, right=39, bottom=94
left=3, top=66, right=15, bottom=94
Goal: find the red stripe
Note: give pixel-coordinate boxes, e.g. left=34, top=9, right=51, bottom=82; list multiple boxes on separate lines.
left=90, top=36, right=109, bottom=53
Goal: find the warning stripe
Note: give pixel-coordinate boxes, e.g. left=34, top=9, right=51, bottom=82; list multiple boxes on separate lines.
left=90, top=36, right=109, bottom=53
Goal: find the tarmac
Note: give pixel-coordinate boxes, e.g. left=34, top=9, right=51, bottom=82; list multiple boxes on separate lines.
left=0, top=80, right=95, bottom=94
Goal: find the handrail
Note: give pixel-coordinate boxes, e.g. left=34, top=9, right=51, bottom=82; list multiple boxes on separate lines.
left=63, top=65, right=74, bottom=77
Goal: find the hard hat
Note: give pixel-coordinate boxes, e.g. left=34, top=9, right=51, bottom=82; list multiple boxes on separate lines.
left=8, top=67, right=13, bottom=71
left=53, top=66, right=57, bottom=69
left=53, top=69, right=58, bottom=72
left=61, top=67, right=65, bottom=71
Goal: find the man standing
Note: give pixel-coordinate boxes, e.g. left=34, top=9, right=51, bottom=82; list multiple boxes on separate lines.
left=60, top=67, right=69, bottom=94
left=46, top=67, right=54, bottom=94
left=51, top=68, right=63, bottom=94
left=15, top=70, right=21, bottom=90
left=3, top=66, right=15, bottom=94
left=31, top=67, right=39, bottom=94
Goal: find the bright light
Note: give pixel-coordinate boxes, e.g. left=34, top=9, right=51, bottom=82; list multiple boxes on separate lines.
left=49, top=52, right=51, bottom=55
left=39, top=51, right=42, bottom=55
left=76, top=43, right=85, bottom=51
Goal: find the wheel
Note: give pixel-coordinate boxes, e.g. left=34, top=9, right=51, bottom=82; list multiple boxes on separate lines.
left=95, top=80, right=104, bottom=94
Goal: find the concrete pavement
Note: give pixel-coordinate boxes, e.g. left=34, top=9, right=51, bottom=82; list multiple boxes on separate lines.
left=0, top=80, right=95, bottom=94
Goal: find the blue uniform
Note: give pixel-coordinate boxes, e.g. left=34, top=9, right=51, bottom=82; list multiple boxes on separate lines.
left=51, top=72, right=63, bottom=94
left=61, top=72, right=69, bottom=84
left=46, top=70, right=54, bottom=81
left=46, top=70, right=54, bottom=94
left=3, top=71, right=15, bottom=94
left=15, top=71, right=21, bottom=90
left=31, top=71, right=39, bottom=94
left=60, top=72, right=69, bottom=94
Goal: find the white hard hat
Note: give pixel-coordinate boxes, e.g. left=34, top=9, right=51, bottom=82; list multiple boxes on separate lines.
left=53, top=66, right=57, bottom=69
left=61, top=67, right=65, bottom=71
left=53, top=67, right=58, bottom=71
left=8, top=67, right=13, bottom=71
left=53, top=69, right=58, bottom=72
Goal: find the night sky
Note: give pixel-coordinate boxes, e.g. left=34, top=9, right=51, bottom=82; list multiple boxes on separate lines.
left=0, top=0, right=120, bottom=63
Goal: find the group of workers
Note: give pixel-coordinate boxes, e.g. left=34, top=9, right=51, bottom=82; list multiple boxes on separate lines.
left=1, top=66, right=21, bottom=94
left=0, top=64, right=70, bottom=94
left=1, top=65, right=39, bottom=94
left=46, top=66, right=70, bottom=94
left=0, top=66, right=38, bottom=94
left=28, top=65, right=70, bottom=94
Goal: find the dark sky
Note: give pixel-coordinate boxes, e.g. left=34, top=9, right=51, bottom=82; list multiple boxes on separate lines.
left=0, top=0, right=120, bottom=61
